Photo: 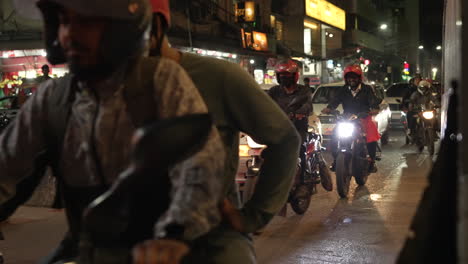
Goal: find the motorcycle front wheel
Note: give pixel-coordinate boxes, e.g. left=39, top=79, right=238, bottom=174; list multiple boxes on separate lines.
left=290, top=184, right=311, bottom=215
left=336, top=153, right=352, bottom=198
left=353, top=144, right=369, bottom=186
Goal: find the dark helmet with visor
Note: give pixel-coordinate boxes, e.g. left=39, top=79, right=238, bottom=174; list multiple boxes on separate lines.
left=36, top=0, right=152, bottom=77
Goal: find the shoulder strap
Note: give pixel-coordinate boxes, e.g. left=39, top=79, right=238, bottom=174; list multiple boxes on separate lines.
left=123, top=57, right=161, bottom=128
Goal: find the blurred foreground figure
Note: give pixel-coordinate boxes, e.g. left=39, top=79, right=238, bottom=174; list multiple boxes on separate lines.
left=0, top=0, right=225, bottom=263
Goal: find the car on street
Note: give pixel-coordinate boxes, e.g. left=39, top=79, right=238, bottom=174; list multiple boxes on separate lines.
left=309, top=82, right=392, bottom=143
left=385, top=82, right=412, bottom=126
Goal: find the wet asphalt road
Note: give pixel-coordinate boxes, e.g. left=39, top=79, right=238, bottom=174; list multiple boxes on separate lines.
left=254, top=128, right=434, bottom=264
left=1, top=129, right=434, bottom=264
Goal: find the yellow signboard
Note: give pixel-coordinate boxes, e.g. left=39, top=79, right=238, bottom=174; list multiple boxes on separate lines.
left=305, top=0, right=346, bottom=30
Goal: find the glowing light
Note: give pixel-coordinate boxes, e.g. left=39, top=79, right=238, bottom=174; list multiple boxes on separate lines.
left=418, top=45, right=424, bottom=50
left=329, top=33, right=334, bottom=38
left=370, top=194, right=382, bottom=201
left=456, top=21, right=463, bottom=26
left=436, top=45, right=442, bottom=50
left=250, top=59, right=255, bottom=64
left=380, top=24, right=388, bottom=30
left=304, top=21, right=318, bottom=29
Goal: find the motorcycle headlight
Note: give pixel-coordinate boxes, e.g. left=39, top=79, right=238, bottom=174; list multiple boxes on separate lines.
left=422, top=111, right=434, bottom=120
left=337, top=122, right=355, bottom=138
left=246, top=136, right=265, bottom=149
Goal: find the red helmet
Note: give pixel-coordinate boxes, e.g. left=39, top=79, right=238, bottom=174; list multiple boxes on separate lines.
left=275, top=59, right=300, bottom=83
left=151, top=0, right=171, bottom=26
left=343, top=64, right=363, bottom=79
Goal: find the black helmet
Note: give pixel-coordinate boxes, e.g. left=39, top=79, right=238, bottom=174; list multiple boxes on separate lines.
left=36, top=0, right=151, bottom=77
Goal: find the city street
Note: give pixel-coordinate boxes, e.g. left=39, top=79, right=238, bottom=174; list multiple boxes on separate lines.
left=255, top=129, right=432, bottom=264
left=0, top=129, right=433, bottom=264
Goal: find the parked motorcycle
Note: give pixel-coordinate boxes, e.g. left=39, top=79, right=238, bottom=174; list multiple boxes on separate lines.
left=414, top=102, right=439, bottom=155
left=237, top=134, right=265, bottom=205
left=333, top=111, right=371, bottom=198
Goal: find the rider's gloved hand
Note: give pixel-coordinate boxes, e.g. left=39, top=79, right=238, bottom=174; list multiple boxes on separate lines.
left=132, top=239, right=189, bottom=264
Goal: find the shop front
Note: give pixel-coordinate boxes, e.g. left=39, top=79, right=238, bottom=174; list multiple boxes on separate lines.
left=0, top=49, right=68, bottom=97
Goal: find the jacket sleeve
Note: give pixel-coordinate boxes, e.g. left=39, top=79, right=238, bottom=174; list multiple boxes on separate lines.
left=295, top=89, right=313, bottom=115
left=223, top=64, right=300, bottom=233
left=0, top=82, right=51, bottom=204
left=152, top=58, right=225, bottom=241
left=367, top=86, right=382, bottom=110
left=327, top=87, right=343, bottom=110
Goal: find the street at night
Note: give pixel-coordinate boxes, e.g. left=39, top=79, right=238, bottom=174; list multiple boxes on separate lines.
left=0, top=0, right=466, bottom=263
left=255, top=130, right=431, bottom=264
left=1, top=129, right=433, bottom=264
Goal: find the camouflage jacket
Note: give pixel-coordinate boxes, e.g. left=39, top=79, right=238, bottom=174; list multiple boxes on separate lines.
left=0, top=57, right=225, bottom=241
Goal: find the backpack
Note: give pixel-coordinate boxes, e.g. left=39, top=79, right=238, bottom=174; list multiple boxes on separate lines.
left=0, top=56, right=161, bottom=221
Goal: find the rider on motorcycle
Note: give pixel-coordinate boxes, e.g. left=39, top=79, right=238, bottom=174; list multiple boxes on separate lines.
left=322, top=64, right=382, bottom=173
left=268, top=59, right=312, bottom=142
left=409, top=80, right=433, bottom=109
left=268, top=59, right=313, bottom=178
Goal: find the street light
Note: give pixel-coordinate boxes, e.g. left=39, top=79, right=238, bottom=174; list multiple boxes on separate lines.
left=436, top=45, right=442, bottom=50
left=418, top=45, right=424, bottom=50
left=250, top=59, right=255, bottom=64
left=380, top=24, right=388, bottom=30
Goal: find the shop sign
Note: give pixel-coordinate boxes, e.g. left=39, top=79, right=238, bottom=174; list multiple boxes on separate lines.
left=235, top=1, right=256, bottom=22
left=241, top=29, right=269, bottom=51
left=305, top=0, right=346, bottom=31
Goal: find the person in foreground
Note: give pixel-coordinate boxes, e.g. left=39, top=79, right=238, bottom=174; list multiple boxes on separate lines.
left=0, top=0, right=224, bottom=263
left=149, top=1, right=301, bottom=263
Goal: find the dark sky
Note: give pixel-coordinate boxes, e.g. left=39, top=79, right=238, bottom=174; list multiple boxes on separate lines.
left=420, top=0, right=444, bottom=48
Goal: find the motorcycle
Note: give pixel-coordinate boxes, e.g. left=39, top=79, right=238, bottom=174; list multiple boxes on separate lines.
left=333, top=111, right=371, bottom=198
left=237, top=134, right=265, bottom=205
left=287, top=122, right=332, bottom=214
left=286, top=96, right=333, bottom=214
left=414, top=102, right=439, bottom=155
left=50, top=114, right=213, bottom=264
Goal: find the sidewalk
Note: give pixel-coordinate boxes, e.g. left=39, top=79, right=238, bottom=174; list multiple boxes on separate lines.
left=1, top=206, right=67, bottom=264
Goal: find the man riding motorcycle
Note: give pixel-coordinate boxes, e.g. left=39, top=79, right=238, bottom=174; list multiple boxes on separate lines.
left=267, top=59, right=314, bottom=180
left=409, top=80, right=441, bottom=152
left=322, top=64, right=382, bottom=173
left=268, top=60, right=312, bottom=142
left=0, top=0, right=225, bottom=263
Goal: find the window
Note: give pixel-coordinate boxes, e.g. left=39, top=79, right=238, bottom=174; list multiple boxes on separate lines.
left=276, top=20, right=283, bottom=40
left=304, top=28, right=312, bottom=54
